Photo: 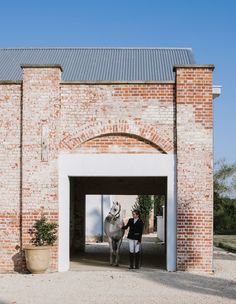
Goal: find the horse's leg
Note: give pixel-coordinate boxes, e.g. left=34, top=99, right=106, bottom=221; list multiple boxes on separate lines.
left=112, top=240, right=117, bottom=266
left=108, top=238, right=113, bottom=265
left=115, top=238, right=123, bottom=266
left=112, top=251, right=116, bottom=266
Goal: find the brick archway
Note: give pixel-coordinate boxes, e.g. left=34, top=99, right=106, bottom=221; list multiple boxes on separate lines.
left=75, top=133, right=166, bottom=154
left=60, top=121, right=173, bottom=153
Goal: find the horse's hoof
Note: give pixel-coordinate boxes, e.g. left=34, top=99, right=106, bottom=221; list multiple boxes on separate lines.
left=129, top=265, right=134, bottom=269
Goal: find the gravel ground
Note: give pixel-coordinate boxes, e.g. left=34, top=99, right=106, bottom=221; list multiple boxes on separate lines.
left=0, top=242, right=235, bottom=304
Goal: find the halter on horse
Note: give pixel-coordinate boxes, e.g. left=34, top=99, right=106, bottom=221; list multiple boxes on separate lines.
left=104, top=201, right=124, bottom=266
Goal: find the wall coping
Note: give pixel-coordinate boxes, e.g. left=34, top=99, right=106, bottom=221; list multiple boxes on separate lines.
left=173, top=64, right=215, bottom=71
left=21, top=64, right=63, bottom=71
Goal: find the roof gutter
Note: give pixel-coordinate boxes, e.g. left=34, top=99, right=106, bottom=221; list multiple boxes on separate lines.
left=213, top=85, right=222, bottom=99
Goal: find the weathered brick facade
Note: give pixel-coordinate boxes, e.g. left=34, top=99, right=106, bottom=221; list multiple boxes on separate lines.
left=175, top=66, right=214, bottom=272
left=0, top=63, right=214, bottom=273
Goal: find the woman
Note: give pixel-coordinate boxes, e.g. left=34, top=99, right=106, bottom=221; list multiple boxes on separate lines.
left=121, top=210, right=144, bottom=269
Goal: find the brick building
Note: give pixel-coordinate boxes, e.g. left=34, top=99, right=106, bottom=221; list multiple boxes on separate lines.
left=0, top=48, right=220, bottom=273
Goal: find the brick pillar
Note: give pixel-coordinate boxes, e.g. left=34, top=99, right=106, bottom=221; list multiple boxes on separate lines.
left=21, top=65, right=62, bottom=271
left=174, top=65, right=214, bottom=272
left=0, top=82, right=22, bottom=272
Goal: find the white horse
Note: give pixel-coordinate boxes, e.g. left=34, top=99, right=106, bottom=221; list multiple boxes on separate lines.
left=104, top=201, right=124, bottom=266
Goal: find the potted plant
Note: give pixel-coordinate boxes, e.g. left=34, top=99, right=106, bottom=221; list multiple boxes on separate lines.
left=24, top=216, right=58, bottom=274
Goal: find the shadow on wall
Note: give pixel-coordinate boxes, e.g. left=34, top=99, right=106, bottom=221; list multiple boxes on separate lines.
left=11, top=246, right=28, bottom=274
left=86, top=195, right=111, bottom=241
left=11, top=251, right=23, bottom=273
left=87, top=209, right=102, bottom=240
left=140, top=270, right=236, bottom=300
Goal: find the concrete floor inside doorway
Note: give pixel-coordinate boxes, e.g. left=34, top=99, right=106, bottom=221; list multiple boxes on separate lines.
left=70, top=233, right=166, bottom=271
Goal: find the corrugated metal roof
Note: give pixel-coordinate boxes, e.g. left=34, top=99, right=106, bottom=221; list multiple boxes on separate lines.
left=0, top=48, right=195, bottom=81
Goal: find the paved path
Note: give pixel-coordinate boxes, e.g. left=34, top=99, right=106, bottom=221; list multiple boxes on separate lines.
left=70, top=234, right=166, bottom=271
left=0, top=238, right=236, bottom=304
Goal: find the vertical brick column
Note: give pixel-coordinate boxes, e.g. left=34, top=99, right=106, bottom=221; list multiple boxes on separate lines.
left=21, top=65, right=62, bottom=271
left=0, top=82, right=22, bottom=272
left=174, top=65, right=214, bottom=272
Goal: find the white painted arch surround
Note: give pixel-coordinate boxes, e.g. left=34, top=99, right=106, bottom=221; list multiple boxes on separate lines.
left=58, top=154, right=176, bottom=271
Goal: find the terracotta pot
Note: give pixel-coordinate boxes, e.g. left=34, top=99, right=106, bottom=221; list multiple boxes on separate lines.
left=24, top=246, right=51, bottom=274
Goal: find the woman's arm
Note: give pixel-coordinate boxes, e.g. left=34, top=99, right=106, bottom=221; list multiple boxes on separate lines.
left=121, top=218, right=131, bottom=230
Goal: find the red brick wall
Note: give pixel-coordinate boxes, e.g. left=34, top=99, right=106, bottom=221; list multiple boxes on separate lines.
left=0, top=83, right=21, bottom=272
left=175, top=66, right=214, bottom=272
left=74, top=134, right=164, bottom=153
left=60, top=84, right=175, bottom=153
left=0, top=65, right=214, bottom=273
left=20, top=67, right=61, bottom=272
left=4, top=72, right=174, bottom=272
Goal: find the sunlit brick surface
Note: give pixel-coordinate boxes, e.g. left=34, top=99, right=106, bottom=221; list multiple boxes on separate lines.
left=0, top=65, right=214, bottom=272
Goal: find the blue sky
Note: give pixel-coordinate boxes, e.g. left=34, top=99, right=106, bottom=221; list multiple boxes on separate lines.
left=0, top=0, right=235, bottom=163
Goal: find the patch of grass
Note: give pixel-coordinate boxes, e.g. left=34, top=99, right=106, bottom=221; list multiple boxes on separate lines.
left=214, top=235, right=236, bottom=253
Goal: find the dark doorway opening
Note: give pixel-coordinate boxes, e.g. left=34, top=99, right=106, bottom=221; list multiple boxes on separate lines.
left=70, top=176, right=167, bottom=270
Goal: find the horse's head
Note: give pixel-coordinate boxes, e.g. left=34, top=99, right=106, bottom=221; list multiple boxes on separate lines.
left=108, top=201, right=121, bottom=219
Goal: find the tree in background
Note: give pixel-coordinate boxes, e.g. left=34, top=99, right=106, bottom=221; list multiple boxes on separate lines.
left=132, top=195, right=165, bottom=233
left=153, top=195, right=165, bottom=216
left=214, top=159, right=236, bottom=234
left=214, top=159, right=236, bottom=196
left=132, top=195, right=153, bottom=233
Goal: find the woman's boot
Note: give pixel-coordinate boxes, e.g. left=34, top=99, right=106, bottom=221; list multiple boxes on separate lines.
left=129, top=252, right=134, bottom=269
left=135, top=252, right=140, bottom=269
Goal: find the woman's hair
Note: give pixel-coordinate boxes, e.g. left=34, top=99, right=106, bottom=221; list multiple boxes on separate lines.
left=132, top=209, right=141, bottom=217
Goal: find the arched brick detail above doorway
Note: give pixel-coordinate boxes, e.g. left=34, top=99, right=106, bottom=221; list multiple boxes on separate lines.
left=60, top=121, right=174, bottom=153
left=74, top=133, right=166, bottom=154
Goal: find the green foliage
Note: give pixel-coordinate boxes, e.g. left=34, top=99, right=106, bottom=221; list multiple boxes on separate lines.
left=214, top=195, right=236, bottom=234
left=214, top=159, right=236, bottom=234
left=153, top=195, right=165, bottom=216
left=214, top=159, right=236, bottom=197
left=30, top=216, right=58, bottom=246
left=132, top=195, right=153, bottom=227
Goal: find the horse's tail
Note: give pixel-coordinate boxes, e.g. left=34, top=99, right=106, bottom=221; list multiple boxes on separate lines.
left=112, top=239, right=118, bottom=252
